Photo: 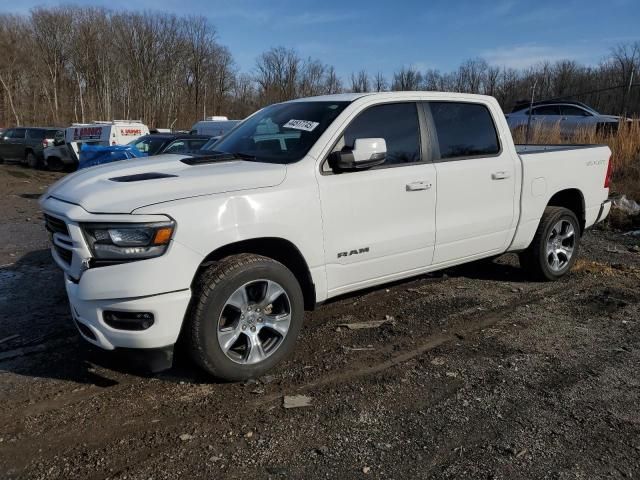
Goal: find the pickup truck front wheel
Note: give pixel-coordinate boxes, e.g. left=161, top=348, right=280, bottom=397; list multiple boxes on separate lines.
left=519, top=206, right=581, bottom=281
left=187, top=254, right=304, bottom=381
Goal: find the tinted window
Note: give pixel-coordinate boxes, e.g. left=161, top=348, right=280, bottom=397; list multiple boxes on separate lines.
left=188, top=139, right=208, bottom=151
left=429, top=102, right=500, bottom=160
left=561, top=106, right=589, bottom=116
left=341, top=103, right=421, bottom=165
left=164, top=140, right=188, bottom=154
left=10, top=128, right=26, bottom=139
left=128, top=136, right=168, bottom=155
left=532, top=106, right=560, bottom=115
left=28, top=129, right=57, bottom=140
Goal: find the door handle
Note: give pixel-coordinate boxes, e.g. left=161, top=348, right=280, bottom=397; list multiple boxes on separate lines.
left=406, top=181, right=432, bottom=191
left=491, top=171, right=511, bottom=180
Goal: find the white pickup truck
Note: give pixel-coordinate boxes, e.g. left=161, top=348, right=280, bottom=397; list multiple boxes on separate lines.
left=40, top=92, right=612, bottom=380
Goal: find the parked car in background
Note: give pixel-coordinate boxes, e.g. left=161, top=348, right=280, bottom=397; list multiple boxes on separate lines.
left=128, top=134, right=211, bottom=156
left=0, top=127, right=61, bottom=168
left=190, top=116, right=241, bottom=136
left=506, top=100, right=627, bottom=136
left=44, top=120, right=149, bottom=171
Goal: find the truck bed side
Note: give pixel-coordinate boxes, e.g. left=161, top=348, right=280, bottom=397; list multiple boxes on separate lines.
left=508, top=144, right=611, bottom=251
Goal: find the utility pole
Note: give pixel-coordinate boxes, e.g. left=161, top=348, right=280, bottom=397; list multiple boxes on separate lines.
left=525, top=79, right=538, bottom=145
left=623, top=66, right=635, bottom=117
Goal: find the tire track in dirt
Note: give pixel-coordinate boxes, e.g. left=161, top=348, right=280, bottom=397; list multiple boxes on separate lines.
left=251, top=279, right=586, bottom=407
left=0, top=273, right=617, bottom=479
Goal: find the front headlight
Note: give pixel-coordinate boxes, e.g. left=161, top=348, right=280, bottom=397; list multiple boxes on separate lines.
left=82, top=222, right=175, bottom=261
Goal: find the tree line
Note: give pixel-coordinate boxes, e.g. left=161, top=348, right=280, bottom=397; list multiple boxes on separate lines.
left=1, top=6, right=639, bottom=129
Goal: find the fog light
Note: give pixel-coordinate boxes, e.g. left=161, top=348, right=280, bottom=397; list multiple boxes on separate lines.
left=103, top=311, right=155, bottom=331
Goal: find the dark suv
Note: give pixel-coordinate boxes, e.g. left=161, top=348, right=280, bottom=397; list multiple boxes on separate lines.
left=0, top=127, right=61, bottom=168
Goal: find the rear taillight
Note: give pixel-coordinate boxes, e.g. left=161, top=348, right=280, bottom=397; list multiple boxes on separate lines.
left=42, top=139, right=48, bottom=148
left=604, top=156, right=613, bottom=189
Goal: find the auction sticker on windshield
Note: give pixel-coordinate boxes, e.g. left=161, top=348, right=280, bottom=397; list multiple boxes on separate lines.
left=283, top=119, right=319, bottom=132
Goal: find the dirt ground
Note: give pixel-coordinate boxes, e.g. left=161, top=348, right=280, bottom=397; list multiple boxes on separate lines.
left=1, top=164, right=639, bottom=480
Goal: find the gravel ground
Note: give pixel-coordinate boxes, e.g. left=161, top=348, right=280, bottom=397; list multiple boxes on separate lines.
left=0, top=164, right=639, bottom=479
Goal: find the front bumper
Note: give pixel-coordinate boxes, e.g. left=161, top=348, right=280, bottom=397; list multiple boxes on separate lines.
left=67, top=275, right=191, bottom=350
left=41, top=196, right=203, bottom=351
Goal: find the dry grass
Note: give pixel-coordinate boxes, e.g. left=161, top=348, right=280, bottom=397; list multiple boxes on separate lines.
left=512, top=119, right=640, bottom=201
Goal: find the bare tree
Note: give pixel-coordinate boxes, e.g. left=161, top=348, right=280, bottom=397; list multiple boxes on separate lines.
left=392, top=66, right=422, bottom=91
left=350, top=70, right=370, bottom=93
left=323, top=66, right=342, bottom=94
left=0, top=15, right=25, bottom=125
left=1, top=6, right=640, bottom=129
left=373, top=72, right=387, bottom=92
left=255, top=47, right=300, bottom=103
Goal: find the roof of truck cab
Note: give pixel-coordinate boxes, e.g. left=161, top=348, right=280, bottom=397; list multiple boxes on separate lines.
left=285, top=91, right=496, bottom=103
left=286, top=93, right=373, bottom=102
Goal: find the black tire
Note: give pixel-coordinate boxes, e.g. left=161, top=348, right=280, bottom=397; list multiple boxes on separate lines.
left=186, top=254, right=304, bottom=381
left=519, top=206, right=581, bottom=281
left=46, top=156, right=64, bottom=172
left=26, top=151, right=39, bottom=169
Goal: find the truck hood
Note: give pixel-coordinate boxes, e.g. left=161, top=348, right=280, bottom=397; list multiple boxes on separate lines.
left=42, top=154, right=287, bottom=213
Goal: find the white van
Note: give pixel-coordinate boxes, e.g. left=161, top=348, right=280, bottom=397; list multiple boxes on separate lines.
left=190, top=116, right=241, bottom=137
left=45, top=120, right=149, bottom=170
left=66, top=120, right=150, bottom=157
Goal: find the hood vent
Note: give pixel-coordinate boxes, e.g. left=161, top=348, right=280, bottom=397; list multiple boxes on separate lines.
left=109, top=172, right=178, bottom=182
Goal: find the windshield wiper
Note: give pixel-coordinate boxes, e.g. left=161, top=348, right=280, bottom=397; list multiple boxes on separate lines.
left=180, top=151, right=256, bottom=165
left=232, top=152, right=256, bottom=161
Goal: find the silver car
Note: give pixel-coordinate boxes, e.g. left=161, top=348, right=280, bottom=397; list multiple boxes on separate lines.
left=506, top=101, right=625, bottom=136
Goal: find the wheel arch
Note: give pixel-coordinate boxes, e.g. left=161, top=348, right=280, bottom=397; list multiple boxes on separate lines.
left=546, top=188, right=585, bottom=232
left=196, top=237, right=317, bottom=310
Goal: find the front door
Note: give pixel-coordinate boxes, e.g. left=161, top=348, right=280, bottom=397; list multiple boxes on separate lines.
left=318, top=102, right=437, bottom=295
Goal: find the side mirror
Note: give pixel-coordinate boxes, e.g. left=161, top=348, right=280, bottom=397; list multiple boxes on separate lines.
left=328, top=138, right=386, bottom=172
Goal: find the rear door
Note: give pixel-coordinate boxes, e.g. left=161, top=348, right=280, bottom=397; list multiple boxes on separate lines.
left=318, top=102, right=437, bottom=294
left=559, top=105, right=592, bottom=136
left=531, top=105, right=561, bottom=130
left=425, top=101, right=517, bottom=264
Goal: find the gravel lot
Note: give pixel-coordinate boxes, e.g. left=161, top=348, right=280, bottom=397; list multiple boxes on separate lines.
left=1, top=164, right=639, bottom=479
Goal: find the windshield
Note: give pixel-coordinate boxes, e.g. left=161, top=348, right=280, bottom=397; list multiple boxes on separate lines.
left=203, top=101, right=350, bottom=164
left=128, top=136, right=167, bottom=155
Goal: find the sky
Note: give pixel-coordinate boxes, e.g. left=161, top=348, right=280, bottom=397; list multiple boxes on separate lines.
left=1, top=0, right=639, bottom=78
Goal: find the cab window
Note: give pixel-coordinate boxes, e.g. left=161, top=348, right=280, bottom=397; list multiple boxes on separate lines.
left=337, top=103, right=421, bottom=166
left=428, top=102, right=500, bottom=160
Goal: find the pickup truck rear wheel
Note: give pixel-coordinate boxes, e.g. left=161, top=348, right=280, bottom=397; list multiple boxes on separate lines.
left=519, top=206, right=581, bottom=281
left=187, top=254, right=304, bottom=381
